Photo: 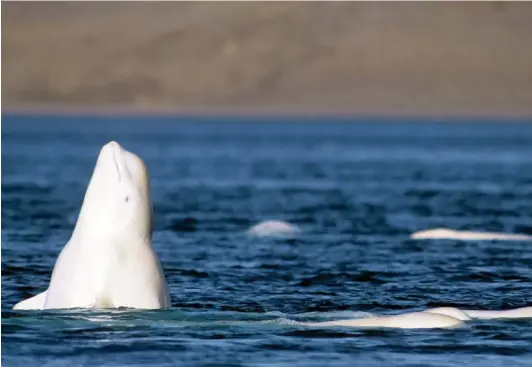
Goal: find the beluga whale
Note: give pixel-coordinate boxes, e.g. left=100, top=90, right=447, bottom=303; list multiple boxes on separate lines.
left=308, top=310, right=465, bottom=329
left=410, top=228, right=532, bottom=241
left=13, top=141, right=170, bottom=310
left=307, top=306, right=532, bottom=329
left=247, top=220, right=301, bottom=238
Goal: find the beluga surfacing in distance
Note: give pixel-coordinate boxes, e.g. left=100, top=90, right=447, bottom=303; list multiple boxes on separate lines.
left=410, top=228, right=532, bottom=241
left=14, top=141, right=170, bottom=310
left=247, top=220, right=301, bottom=238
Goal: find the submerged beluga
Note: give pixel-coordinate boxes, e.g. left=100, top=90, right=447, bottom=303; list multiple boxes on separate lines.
left=307, top=306, right=532, bottom=329
left=14, top=141, right=170, bottom=310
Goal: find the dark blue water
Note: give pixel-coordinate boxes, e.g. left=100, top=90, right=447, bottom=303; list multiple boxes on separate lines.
left=2, top=115, right=532, bottom=366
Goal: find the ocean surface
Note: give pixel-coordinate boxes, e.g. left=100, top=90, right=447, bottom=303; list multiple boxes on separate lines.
left=2, top=115, right=532, bottom=367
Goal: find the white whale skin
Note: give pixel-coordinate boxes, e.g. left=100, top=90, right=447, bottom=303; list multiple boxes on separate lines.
left=247, top=220, right=301, bottom=237
left=13, top=141, right=170, bottom=310
left=410, top=228, right=532, bottom=241
left=308, top=311, right=464, bottom=329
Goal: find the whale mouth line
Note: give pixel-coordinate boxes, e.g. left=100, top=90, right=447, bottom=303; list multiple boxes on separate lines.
left=112, top=149, right=122, bottom=182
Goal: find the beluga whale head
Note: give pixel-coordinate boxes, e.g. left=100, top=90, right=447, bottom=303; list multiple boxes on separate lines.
left=72, top=141, right=153, bottom=243
left=13, top=141, right=170, bottom=310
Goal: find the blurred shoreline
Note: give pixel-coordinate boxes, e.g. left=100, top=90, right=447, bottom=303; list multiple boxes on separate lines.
left=3, top=2, right=532, bottom=119
left=4, top=106, right=532, bottom=121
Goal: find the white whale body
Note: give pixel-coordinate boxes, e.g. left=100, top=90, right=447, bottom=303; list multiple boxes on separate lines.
left=461, top=306, right=532, bottom=320
left=247, top=220, right=301, bottom=237
left=309, top=311, right=465, bottom=329
left=411, top=228, right=532, bottom=241
left=308, top=306, right=532, bottom=329
left=13, top=141, right=170, bottom=310
left=425, top=306, right=532, bottom=321
left=426, top=306, right=532, bottom=320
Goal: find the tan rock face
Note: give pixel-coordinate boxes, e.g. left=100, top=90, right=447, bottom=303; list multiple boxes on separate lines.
left=3, top=2, right=532, bottom=116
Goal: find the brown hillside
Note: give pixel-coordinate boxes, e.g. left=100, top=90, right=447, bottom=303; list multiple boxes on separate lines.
left=2, top=2, right=532, bottom=116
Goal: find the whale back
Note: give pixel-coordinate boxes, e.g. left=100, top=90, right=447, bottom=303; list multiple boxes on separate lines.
left=411, top=228, right=532, bottom=241
left=309, top=311, right=464, bottom=329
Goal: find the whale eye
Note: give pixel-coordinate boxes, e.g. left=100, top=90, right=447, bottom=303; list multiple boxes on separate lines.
left=125, top=196, right=130, bottom=202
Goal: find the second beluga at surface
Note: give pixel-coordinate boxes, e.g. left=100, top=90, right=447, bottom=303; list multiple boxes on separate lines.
left=306, top=306, right=532, bottom=329
left=411, top=228, right=532, bottom=241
